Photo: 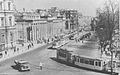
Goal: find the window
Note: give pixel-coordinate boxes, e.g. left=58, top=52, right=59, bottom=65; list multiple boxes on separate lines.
left=73, top=56, right=76, bottom=61
left=0, top=2, right=2, bottom=10
left=99, top=61, right=101, bottom=67
left=1, top=17, right=4, bottom=26
left=59, top=52, right=66, bottom=58
left=1, top=34, right=5, bottom=43
left=77, top=57, right=80, bottom=62
left=9, top=17, right=12, bottom=26
left=10, top=32, right=13, bottom=41
left=80, top=58, right=84, bottom=63
left=8, top=2, right=11, bottom=10
left=95, top=62, right=98, bottom=66
left=85, top=59, right=89, bottom=64
left=95, top=61, right=101, bottom=67
left=89, top=60, right=94, bottom=65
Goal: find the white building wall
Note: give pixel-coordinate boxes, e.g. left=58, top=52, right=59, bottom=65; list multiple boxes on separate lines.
left=0, top=0, right=15, bottom=27
left=0, top=0, right=15, bottom=50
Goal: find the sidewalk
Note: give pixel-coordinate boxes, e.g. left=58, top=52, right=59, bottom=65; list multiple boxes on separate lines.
left=0, top=41, right=49, bottom=62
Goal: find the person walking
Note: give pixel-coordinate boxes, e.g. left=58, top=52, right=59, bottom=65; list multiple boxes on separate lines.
left=31, top=43, right=34, bottom=46
left=39, top=62, right=43, bottom=70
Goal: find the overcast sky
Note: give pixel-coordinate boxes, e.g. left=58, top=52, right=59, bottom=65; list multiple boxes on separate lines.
left=14, top=0, right=106, bottom=17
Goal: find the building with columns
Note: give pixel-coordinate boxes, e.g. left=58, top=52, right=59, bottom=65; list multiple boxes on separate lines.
left=15, top=10, right=66, bottom=44
left=0, top=0, right=15, bottom=52
left=15, top=19, right=32, bottom=43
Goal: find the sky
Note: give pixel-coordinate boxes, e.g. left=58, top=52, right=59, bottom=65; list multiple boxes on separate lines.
left=14, top=0, right=106, bottom=17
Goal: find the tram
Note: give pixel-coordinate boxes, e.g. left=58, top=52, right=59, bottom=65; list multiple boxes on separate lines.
left=73, top=55, right=105, bottom=70
left=56, top=48, right=119, bottom=75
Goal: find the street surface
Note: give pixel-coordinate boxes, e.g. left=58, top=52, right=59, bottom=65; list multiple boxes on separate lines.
left=0, top=34, right=109, bottom=75
left=61, top=33, right=100, bottom=58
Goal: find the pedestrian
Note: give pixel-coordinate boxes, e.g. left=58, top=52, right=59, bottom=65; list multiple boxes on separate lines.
left=103, top=61, right=106, bottom=71
left=39, top=62, right=43, bottom=70
left=28, top=45, right=29, bottom=49
left=5, top=51, right=7, bottom=55
left=29, top=44, right=31, bottom=48
left=31, top=43, right=34, bottom=46
left=17, top=48, right=19, bottom=51
left=22, top=43, right=24, bottom=46
left=82, top=40, right=83, bottom=43
left=14, top=47, right=16, bottom=52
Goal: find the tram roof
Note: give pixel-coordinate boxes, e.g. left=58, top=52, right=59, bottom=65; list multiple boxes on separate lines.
left=72, top=53, right=102, bottom=61
left=57, top=48, right=71, bottom=52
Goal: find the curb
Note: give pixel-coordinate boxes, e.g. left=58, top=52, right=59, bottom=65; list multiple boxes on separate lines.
left=0, top=43, right=47, bottom=62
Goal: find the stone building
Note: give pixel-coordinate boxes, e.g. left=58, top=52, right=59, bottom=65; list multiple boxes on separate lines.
left=15, top=19, right=32, bottom=44
left=78, top=16, right=92, bottom=31
left=15, top=10, right=66, bottom=44
left=0, top=0, right=15, bottom=52
left=63, top=9, right=79, bottom=32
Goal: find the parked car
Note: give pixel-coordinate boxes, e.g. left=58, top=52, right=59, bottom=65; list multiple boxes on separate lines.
left=14, top=60, right=30, bottom=71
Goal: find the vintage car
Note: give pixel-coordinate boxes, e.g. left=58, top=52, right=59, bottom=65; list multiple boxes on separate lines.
left=14, top=60, right=30, bottom=71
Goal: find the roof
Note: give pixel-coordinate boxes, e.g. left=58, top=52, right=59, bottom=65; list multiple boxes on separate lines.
left=57, top=48, right=72, bottom=53
left=73, top=54, right=102, bottom=61
left=18, top=60, right=29, bottom=64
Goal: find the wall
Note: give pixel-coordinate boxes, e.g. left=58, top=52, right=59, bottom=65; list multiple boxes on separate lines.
left=0, top=0, right=15, bottom=51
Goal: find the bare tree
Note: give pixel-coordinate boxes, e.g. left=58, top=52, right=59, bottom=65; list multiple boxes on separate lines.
left=95, top=0, right=119, bottom=74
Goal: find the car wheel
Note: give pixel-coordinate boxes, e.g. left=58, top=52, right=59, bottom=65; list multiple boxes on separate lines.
left=19, top=68, right=21, bottom=71
left=28, top=69, right=30, bottom=71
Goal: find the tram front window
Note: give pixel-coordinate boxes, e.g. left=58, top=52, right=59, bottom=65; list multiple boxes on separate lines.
left=95, top=61, right=101, bottom=67
left=99, top=61, right=101, bottom=67
left=96, top=62, right=98, bottom=66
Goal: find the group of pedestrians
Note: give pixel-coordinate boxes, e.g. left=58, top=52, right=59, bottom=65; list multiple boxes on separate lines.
left=28, top=43, right=34, bottom=49
left=75, top=38, right=82, bottom=43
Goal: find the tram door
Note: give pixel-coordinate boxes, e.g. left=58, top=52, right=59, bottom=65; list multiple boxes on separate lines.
left=94, top=60, right=102, bottom=70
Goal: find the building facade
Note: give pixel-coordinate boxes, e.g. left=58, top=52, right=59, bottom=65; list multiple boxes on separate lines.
left=15, top=19, right=32, bottom=43
left=0, top=0, right=15, bottom=52
left=15, top=11, right=66, bottom=44
left=63, top=10, right=79, bottom=32
left=78, top=16, right=92, bottom=31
